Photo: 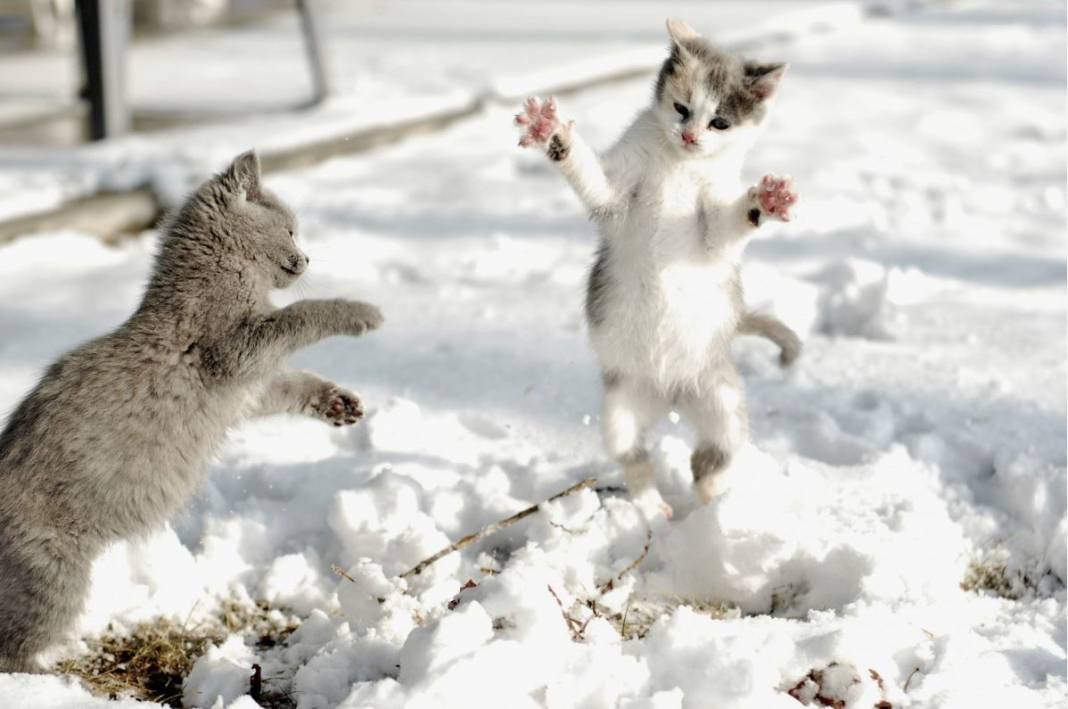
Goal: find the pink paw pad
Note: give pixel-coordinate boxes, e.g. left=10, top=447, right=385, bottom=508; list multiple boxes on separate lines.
left=751, top=175, right=798, bottom=222
left=515, top=96, right=572, bottom=148
left=320, top=389, right=363, bottom=426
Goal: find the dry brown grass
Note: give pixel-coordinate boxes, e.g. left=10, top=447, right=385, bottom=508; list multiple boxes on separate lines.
left=56, top=599, right=298, bottom=708
left=593, top=597, right=739, bottom=640
left=961, top=559, right=1021, bottom=600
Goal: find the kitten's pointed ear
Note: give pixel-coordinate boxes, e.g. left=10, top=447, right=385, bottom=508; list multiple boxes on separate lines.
left=745, top=62, right=788, bottom=101
left=666, top=18, right=699, bottom=44
left=665, top=19, right=698, bottom=65
left=225, top=149, right=261, bottom=198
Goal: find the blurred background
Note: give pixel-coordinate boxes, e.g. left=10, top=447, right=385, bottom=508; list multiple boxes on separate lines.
left=0, top=0, right=863, bottom=236
left=0, top=0, right=849, bottom=146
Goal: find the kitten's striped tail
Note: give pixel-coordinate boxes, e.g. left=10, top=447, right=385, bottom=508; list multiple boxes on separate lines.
left=737, top=312, right=802, bottom=367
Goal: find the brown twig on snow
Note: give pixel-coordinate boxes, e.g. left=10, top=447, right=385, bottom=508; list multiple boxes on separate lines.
left=597, top=525, right=653, bottom=594
left=547, top=585, right=586, bottom=641
left=448, top=579, right=479, bottom=610
left=904, top=667, right=921, bottom=692
left=330, top=564, right=357, bottom=583
left=399, top=478, right=597, bottom=580
left=620, top=602, right=633, bottom=638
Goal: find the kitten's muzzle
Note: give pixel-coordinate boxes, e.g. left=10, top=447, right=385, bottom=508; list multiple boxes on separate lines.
left=281, top=253, right=309, bottom=276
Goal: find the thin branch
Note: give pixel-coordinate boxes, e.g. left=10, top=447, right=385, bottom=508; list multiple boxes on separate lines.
left=904, top=667, right=921, bottom=692
left=330, top=564, right=357, bottom=583
left=400, top=478, right=596, bottom=580
left=549, top=520, right=588, bottom=535
left=577, top=613, right=596, bottom=637
left=547, top=584, right=585, bottom=640
left=597, top=525, right=653, bottom=594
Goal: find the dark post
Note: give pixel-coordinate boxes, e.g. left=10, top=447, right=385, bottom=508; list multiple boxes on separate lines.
left=296, top=0, right=330, bottom=106
left=75, top=0, right=130, bottom=140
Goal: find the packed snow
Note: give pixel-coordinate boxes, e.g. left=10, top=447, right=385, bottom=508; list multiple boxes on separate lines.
left=0, top=1, right=1064, bottom=708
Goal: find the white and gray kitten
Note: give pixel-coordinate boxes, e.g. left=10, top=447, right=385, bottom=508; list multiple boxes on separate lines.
left=0, top=150, right=382, bottom=672
left=516, top=19, right=801, bottom=519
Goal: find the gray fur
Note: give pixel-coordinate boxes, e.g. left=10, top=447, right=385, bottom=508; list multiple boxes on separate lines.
left=601, top=369, right=623, bottom=389
left=655, top=33, right=783, bottom=125
left=0, top=150, right=382, bottom=672
left=690, top=445, right=730, bottom=481
left=585, top=240, right=612, bottom=327
left=738, top=312, right=802, bottom=367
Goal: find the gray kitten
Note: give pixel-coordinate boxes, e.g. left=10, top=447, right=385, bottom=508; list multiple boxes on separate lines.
left=0, top=150, right=382, bottom=673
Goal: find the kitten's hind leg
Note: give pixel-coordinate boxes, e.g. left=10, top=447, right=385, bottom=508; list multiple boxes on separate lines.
left=253, top=370, right=364, bottom=426
left=600, top=372, right=672, bottom=521
left=678, top=369, right=750, bottom=504
left=0, top=540, right=90, bottom=674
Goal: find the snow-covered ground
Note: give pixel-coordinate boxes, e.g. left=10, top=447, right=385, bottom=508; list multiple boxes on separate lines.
left=0, top=1, right=1065, bottom=707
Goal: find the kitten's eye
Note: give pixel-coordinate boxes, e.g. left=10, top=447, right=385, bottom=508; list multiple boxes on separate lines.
left=287, top=229, right=294, bottom=238
left=673, top=102, right=690, bottom=119
left=709, top=117, right=731, bottom=131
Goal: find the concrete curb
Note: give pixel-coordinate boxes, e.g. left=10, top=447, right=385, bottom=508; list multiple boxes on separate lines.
left=0, top=2, right=866, bottom=245
left=0, top=103, right=483, bottom=244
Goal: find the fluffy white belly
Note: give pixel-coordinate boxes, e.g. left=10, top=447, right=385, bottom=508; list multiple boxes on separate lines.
left=590, top=258, right=739, bottom=388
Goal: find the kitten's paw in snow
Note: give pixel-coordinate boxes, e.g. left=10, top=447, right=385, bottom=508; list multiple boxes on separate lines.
left=694, top=472, right=726, bottom=504
left=692, top=445, right=732, bottom=503
left=515, top=96, right=574, bottom=161
left=747, top=174, right=797, bottom=224
left=632, top=488, right=674, bottom=525
left=312, top=387, right=364, bottom=426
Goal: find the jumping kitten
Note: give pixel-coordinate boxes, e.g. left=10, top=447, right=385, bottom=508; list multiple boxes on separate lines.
left=516, top=19, right=800, bottom=518
left=0, top=150, right=382, bottom=673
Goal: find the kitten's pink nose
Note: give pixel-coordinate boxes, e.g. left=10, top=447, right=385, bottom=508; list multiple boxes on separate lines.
left=682, top=130, right=698, bottom=145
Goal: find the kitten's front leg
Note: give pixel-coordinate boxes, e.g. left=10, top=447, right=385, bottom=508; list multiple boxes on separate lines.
left=250, top=299, right=383, bottom=358
left=515, top=96, right=615, bottom=216
left=706, top=174, right=798, bottom=247
left=253, top=371, right=364, bottom=426
left=203, top=299, right=383, bottom=380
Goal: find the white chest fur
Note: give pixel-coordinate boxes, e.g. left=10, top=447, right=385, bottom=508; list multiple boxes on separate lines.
left=591, top=158, right=745, bottom=388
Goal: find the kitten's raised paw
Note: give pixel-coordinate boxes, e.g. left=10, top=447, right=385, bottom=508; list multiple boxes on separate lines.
left=358, top=304, right=384, bottom=332
left=748, top=174, right=797, bottom=223
left=515, top=96, right=574, bottom=160
left=340, top=300, right=384, bottom=335
left=313, top=387, right=364, bottom=426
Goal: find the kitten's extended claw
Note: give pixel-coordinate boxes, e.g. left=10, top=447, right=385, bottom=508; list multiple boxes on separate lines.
left=515, top=95, right=572, bottom=156
left=749, top=174, right=798, bottom=222
left=313, top=387, right=364, bottom=426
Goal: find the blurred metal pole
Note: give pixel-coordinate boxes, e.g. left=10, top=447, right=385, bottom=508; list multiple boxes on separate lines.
left=296, top=0, right=330, bottom=105
left=76, top=0, right=131, bottom=140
